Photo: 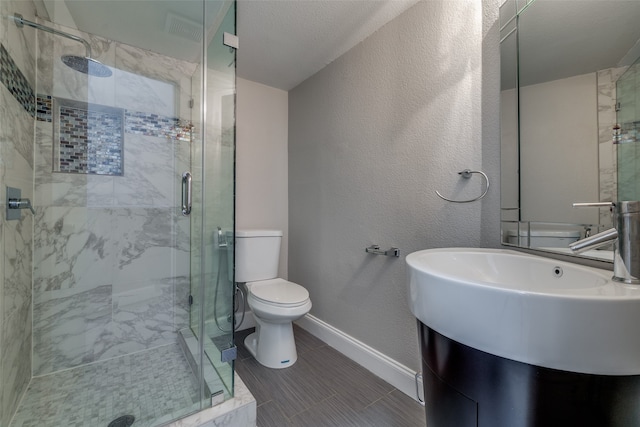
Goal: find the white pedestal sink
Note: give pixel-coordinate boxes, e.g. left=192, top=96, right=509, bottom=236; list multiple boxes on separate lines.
left=408, top=248, right=640, bottom=427
left=407, top=247, right=640, bottom=375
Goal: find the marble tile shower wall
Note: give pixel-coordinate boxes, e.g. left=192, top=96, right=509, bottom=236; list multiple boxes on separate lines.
left=30, top=20, right=198, bottom=376
left=0, top=0, right=36, bottom=425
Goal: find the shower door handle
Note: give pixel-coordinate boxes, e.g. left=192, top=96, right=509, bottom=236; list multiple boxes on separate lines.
left=182, top=171, right=192, bottom=216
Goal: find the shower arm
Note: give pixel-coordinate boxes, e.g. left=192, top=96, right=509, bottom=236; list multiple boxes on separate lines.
left=10, top=13, right=92, bottom=58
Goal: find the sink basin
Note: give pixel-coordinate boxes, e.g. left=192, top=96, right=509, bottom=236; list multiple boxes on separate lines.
left=407, top=247, right=640, bottom=375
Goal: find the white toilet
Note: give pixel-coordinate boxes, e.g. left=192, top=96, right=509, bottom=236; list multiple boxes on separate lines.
left=232, top=229, right=312, bottom=369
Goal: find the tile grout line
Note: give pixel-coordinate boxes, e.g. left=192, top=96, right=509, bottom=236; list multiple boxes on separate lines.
left=361, top=388, right=398, bottom=411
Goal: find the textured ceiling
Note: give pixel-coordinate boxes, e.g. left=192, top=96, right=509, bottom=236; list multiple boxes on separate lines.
left=43, top=0, right=419, bottom=91
left=236, top=1, right=420, bottom=90
left=42, top=1, right=640, bottom=92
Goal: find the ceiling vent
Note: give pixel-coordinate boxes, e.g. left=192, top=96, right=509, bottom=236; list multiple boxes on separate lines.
left=165, top=12, right=203, bottom=43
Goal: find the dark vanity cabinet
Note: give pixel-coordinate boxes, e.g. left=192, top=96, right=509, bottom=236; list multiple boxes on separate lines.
left=419, top=322, right=640, bottom=427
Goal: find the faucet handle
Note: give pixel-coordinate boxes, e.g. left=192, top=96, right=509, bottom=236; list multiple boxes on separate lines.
left=8, top=198, right=35, bottom=214
left=569, top=228, right=618, bottom=254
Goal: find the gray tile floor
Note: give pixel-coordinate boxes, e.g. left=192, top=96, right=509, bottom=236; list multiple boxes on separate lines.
left=235, top=326, right=427, bottom=427
left=10, top=344, right=201, bottom=427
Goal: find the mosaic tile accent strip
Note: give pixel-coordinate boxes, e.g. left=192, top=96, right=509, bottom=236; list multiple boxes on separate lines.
left=9, top=344, right=201, bottom=427
left=125, top=111, right=193, bottom=142
left=36, top=94, right=52, bottom=122
left=58, top=105, right=124, bottom=175
left=125, top=110, right=179, bottom=137
left=0, top=43, right=35, bottom=116
left=1, top=43, right=193, bottom=147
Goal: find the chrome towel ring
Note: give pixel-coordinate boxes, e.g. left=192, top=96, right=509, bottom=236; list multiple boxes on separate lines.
left=435, top=169, right=489, bottom=203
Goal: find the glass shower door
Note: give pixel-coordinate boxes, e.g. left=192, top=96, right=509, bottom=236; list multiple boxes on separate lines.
left=189, top=0, right=236, bottom=402
left=1, top=0, right=236, bottom=425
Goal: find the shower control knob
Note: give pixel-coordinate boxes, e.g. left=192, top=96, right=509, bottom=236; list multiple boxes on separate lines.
left=8, top=198, right=35, bottom=214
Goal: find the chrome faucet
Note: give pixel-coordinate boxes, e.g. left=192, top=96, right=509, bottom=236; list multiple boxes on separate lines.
left=569, top=201, right=640, bottom=284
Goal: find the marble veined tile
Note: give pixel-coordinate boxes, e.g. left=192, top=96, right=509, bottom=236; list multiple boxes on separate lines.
left=1, top=301, right=32, bottom=427
left=167, top=373, right=256, bottom=427
left=0, top=84, right=34, bottom=175
left=3, top=211, right=32, bottom=321
left=115, top=43, right=197, bottom=119
left=33, top=207, right=116, bottom=298
left=12, top=344, right=200, bottom=427
left=107, top=280, right=176, bottom=358
left=35, top=121, right=116, bottom=208
left=115, top=68, right=177, bottom=119
left=112, top=207, right=180, bottom=286
left=32, top=284, right=114, bottom=376
left=114, top=134, right=176, bottom=207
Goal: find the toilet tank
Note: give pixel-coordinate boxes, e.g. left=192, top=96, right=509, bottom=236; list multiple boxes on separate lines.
left=506, top=229, right=581, bottom=248
left=232, top=229, right=283, bottom=283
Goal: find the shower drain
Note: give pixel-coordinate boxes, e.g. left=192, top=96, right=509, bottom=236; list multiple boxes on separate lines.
left=107, top=415, right=135, bottom=427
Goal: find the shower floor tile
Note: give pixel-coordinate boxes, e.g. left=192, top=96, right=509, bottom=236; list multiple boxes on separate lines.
left=10, top=344, right=201, bottom=427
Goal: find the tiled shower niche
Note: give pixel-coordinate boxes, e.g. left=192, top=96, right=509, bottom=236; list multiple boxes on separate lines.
left=53, top=98, right=124, bottom=176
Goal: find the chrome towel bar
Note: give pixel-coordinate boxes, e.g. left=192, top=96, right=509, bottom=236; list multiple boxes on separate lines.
left=436, top=169, right=489, bottom=203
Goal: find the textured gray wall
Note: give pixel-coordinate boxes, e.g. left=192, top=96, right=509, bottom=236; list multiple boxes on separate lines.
left=289, top=0, right=501, bottom=370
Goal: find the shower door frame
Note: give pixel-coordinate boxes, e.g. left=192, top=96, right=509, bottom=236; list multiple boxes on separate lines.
left=188, top=0, right=237, bottom=405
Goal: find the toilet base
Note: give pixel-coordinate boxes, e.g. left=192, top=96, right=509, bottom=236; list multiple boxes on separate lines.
left=244, top=322, right=298, bottom=369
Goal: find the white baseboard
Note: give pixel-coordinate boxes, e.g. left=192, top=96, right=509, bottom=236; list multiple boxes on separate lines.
left=295, top=314, right=423, bottom=403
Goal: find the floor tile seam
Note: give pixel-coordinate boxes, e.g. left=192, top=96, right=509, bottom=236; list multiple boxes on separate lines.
left=256, top=398, right=275, bottom=408
left=361, top=393, right=388, bottom=411
left=297, top=339, right=328, bottom=352
left=257, top=400, right=295, bottom=426
left=285, top=390, right=339, bottom=420
left=300, top=358, right=387, bottom=397
left=297, top=344, right=348, bottom=376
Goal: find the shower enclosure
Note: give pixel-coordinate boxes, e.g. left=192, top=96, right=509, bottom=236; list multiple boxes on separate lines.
left=616, top=55, right=640, bottom=201
left=0, top=0, right=236, bottom=426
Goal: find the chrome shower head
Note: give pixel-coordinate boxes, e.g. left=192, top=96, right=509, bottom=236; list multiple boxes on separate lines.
left=61, top=55, right=112, bottom=78
left=10, top=13, right=113, bottom=78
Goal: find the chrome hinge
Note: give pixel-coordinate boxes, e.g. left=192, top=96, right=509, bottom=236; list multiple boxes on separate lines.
left=223, top=32, right=238, bottom=49
left=211, top=390, right=224, bottom=406
left=221, top=345, right=237, bottom=363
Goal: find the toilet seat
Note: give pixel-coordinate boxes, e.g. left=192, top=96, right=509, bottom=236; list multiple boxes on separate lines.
left=248, top=278, right=309, bottom=307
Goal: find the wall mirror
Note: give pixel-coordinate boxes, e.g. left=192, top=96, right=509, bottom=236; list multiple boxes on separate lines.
left=500, top=0, right=640, bottom=262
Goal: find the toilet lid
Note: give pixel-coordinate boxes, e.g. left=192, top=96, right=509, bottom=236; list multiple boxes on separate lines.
left=249, top=278, right=309, bottom=306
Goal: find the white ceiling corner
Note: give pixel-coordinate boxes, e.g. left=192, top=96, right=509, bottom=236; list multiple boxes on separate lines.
left=236, top=0, right=420, bottom=90
left=56, top=0, right=420, bottom=91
